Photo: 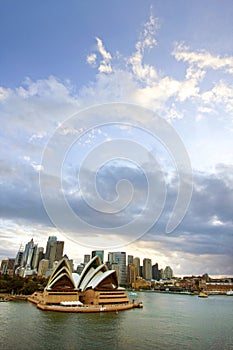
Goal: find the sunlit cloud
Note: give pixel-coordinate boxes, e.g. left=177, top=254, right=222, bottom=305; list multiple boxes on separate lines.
left=173, top=42, right=233, bottom=74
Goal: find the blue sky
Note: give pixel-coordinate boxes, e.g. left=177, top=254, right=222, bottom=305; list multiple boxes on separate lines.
left=0, top=1, right=233, bottom=276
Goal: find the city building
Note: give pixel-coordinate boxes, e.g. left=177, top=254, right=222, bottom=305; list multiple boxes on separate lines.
left=127, top=255, right=134, bottom=265
left=14, top=245, right=24, bottom=269
left=31, top=246, right=44, bottom=270
left=0, top=260, right=8, bottom=274
left=108, top=252, right=127, bottom=285
left=0, top=258, right=15, bottom=276
left=91, top=250, right=104, bottom=263
left=22, top=238, right=35, bottom=268
left=108, top=252, right=114, bottom=265
left=77, top=263, right=85, bottom=275
left=160, top=268, right=165, bottom=279
left=127, top=263, right=136, bottom=285
left=38, top=259, right=49, bottom=277
left=164, top=266, right=173, bottom=280
left=84, top=254, right=91, bottom=265
left=48, top=241, right=64, bottom=269
left=111, top=263, right=120, bottom=282
left=133, top=257, right=140, bottom=277
left=45, top=236, right=57, bottom=260
left=152, top=263, right=160, bottom=281
left=143, top=258, right=152, bottom=280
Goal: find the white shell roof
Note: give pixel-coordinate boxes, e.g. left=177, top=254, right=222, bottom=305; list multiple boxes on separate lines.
left=86, top=270, right=116, bottom=290
left=46, top=258, right=76, bottom=290
left=77, top=255, right=101, bottom=289
left=79, top=264, right=107, bottom=291
left=45, top=255, right=119, bottom=292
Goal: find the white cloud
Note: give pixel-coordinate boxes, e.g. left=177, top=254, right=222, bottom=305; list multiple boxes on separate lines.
left=211, top=216, right=224, bottom=226
left=16, top=76, right=74, bottom=99
left=86, top=53, right=97, bottom=66
left=96, top=37, right=112, bottom=61
left=128, top=14, right=159, bottom=84
left=0, top=86, right=10, bottom=101
left=201, top=80, right=233, bottom=113
left=95, top=37, right=112, bottom=73
left=173, top=42, right=233, bottom=74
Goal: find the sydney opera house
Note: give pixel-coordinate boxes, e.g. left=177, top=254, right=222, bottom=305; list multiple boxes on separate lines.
left=29, top=255, right=142, bottom=312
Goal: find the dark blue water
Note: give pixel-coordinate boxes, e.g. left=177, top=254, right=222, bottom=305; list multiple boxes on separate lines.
left=0, top=292, right=232, bottom=350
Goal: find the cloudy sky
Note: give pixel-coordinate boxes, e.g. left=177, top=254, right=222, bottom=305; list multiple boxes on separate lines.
left=0, top=0, right=233, bottom=276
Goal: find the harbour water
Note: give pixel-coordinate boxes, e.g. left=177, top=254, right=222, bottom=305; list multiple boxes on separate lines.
left=0, top=292, right=232, bottom=350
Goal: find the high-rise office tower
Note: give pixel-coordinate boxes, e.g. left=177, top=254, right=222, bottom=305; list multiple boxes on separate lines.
left=108, top=252, right=114, bottom=265
left=45, top=236, right=57, bottom=260
left=84, top=254, right=91, bottom=265
left=152, top=263, right=160, bottom=280
left=22, top=238, right=35, bottom=267
left=48, top=241, right=64, bottom=268
left=133, top=257, right=140, bottom=277
left=14, top=244, right=24, bottom=268
left=31, top=246, right=44, bottom=270
left=127, top=263, right=136, bottom=284
left=164, top=266, right=173, bottom=279
left=108, top=252, right=127, bottom=285
left=111, top=262, right=120, bottom=282
left=160, top=268, right=164, bottom=279
left=127, top=255, right=134, bottom=265
left=38, top=259, right=49, bottom=277
left=143, top=258, right=152, bottom=280
left=91, top=250, right=104, bottom=263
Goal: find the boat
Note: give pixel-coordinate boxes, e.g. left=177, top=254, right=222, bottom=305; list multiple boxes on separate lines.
left=128, top=292, right=138, bottom=297
left=226, top=290, right=233, bottom=296
left=198, top=291, right=208, bottom=298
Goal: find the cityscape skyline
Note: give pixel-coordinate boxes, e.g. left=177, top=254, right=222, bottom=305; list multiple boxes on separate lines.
left=1, top=235, right=232, bottom=279
left=0, top=1, right=233, bottom=276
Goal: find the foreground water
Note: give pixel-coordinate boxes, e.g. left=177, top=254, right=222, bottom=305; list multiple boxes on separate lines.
left=0, top=292, right=232, bottom=350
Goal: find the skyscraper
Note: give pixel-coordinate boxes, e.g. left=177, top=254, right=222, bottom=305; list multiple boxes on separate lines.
left=84, top=254, right=91, bottom=265
left=127, top=255, right=134, bottom=265
left=91, top=250, right=104, bottom=263
left=143, top=258, right=152, bottom=280
left=152, top=263, right=160, bottom=280
left=108, top=252, right=114, bottom=265
left=127, top=264, right=136, bottom=284
left=45, top=236, right=57, bottom=260
left=108, top=252, right=127, bottom=285
left=48, top=241, right=64, bottom=268
left=14, top=244, right=24, bottom=268
left=31, top=246, right=44, bottom=270
left=164, top=266, right=173, bottom=279
left=38, top=259, right=49, bottom=277
left=133, top=257, right=140, bottom=277
left=22, top=238, right=35, bottom=268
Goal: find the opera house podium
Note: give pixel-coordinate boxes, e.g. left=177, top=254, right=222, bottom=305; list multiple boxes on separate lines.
left=28, top=255, right=142, bottom=312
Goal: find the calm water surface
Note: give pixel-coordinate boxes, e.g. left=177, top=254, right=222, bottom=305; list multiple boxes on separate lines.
left=0, top=292, right=232, bottom=350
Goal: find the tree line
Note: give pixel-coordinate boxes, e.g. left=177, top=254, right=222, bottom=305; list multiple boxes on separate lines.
left=0, top=274, right=48, bottom=295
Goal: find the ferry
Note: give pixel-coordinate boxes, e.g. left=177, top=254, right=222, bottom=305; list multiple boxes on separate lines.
left=198, top=291, right=208, bottom=298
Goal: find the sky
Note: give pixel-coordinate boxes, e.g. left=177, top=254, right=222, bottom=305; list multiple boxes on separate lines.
left=0, top=0, right=233, bottom=276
